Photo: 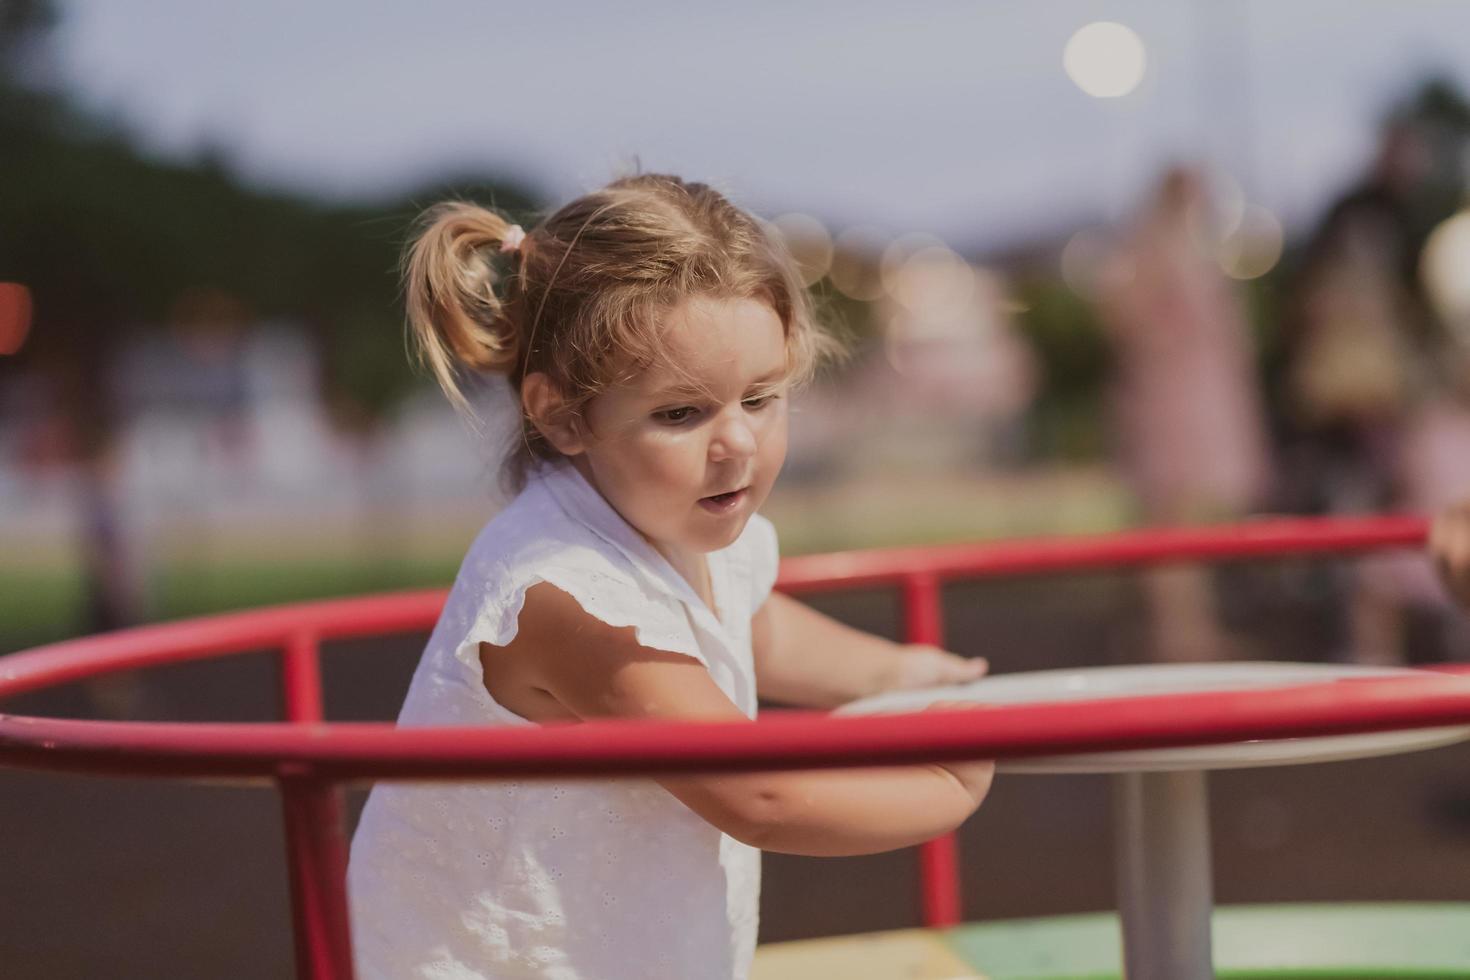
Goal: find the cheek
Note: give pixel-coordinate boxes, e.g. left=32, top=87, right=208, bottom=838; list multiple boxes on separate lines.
left=760, top=405, right=789, bottom=458
left=627, top=429, right=706, bottom=485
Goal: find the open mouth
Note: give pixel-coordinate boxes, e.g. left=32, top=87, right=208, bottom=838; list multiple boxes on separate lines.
left=699, top=487, right=749, bottom=511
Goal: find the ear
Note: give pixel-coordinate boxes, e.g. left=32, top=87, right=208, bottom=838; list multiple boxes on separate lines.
left=522, top=372, right=588, bottom=456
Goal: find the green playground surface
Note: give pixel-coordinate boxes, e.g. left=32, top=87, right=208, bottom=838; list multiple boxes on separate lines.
left=751, top=904, right=1470, bottom=979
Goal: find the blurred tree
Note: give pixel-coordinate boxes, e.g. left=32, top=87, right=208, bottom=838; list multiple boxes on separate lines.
left=1396, top=75, right=1470, bottom=221
left=0, top=1, right=540, bottom=630
left=1011, top=275, right=1112, bottom=461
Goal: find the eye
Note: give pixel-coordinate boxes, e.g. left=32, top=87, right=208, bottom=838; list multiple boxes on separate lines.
left=654, top=406, right=699, bottom=425
left=743, top=394, right=780, bottom=410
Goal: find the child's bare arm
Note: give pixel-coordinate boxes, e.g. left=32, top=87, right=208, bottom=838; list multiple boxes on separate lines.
left=1432, top=500, right=1470, bottom=608
left=502, top=582, right=992, bottom=857
left=752, top=591, right=987, bottom=708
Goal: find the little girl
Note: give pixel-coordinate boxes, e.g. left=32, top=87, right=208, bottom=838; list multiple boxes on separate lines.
left=347, top=174, right=994, bottom=980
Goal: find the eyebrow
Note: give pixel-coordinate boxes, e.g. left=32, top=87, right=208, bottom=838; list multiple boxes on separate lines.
left=650, top=368, right=788, bottom=400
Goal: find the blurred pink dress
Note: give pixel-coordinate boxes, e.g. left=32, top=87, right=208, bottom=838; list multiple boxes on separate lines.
left=1099, top=174, right=1271, bottom=523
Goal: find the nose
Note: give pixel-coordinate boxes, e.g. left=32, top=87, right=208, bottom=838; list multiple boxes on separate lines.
left=708, top=405, right=757, bottom=462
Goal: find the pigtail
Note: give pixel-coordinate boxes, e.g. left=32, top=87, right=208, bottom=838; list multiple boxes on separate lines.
left=402, top=201, right=523, bottom=413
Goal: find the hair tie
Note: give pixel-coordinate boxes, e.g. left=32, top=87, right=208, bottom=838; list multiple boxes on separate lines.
left=500, top=225, right=526, bottom=254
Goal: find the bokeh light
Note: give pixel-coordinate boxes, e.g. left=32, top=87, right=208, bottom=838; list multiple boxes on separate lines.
left=1210, top=172, right=1247, bottom=241
left=879, top=232, right=948, bottom=300
left=1063, top=21, right=1147, bottom=99
left=1217, top=204, right=1284, bottom=280
left=770, top=212, right=835, bottom=287
left=888, top=245, right=977, bottom=315
left=1186, top=171, right=1247, bottom=253
left=827, top=226, right=889, bottom=301
left=1421, top=211, right=1470, bottom=336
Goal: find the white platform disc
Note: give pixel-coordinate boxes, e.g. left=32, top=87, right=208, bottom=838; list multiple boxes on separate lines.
left=836, top=661, right=1470, bottom=773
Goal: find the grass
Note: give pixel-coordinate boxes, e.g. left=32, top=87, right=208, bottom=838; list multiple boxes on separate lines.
left=0, top=566, right=88, bottom=650
left=149, top=556, right=463, bottom=619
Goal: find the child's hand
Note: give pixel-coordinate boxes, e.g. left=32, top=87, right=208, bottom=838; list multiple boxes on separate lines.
left=923, top=700, right=996, bottom=804
left=879, top=645, right=989, bottom=693
left=1431, top=500, right=1470, bottom=608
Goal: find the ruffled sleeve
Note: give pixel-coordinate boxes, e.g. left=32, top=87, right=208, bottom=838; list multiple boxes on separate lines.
left=446, top=540, right=709, bottom=693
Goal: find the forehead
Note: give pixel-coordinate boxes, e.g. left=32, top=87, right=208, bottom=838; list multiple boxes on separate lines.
left=635, top=296, right=787, bottom=394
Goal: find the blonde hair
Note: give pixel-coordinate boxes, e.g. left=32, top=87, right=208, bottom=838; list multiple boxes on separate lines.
left=402, top=173, right=843, bottom=490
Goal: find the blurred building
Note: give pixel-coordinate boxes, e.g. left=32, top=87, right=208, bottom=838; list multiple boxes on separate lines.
left=0, top=323, right=515, bottom=573
left=786, top=249, right=1036, bottom=480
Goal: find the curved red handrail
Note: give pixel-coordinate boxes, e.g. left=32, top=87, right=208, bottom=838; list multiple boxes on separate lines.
left=0, top=514, right=1445, bottom=774
left=775, top=512, right=1430, bottom=590
left=4, top=669, right=1470, bottom=781
left=0, top=588, right=450, bottom=700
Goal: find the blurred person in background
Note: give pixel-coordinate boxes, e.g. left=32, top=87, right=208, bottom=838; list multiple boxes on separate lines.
left=1357, top=348, right=1470, bottom=663
left=1096, top=166, right=1272, bottom=662
left=1278, top=121, right=1464, bottom=664
left=1276, top=123, right=1439, bottom=519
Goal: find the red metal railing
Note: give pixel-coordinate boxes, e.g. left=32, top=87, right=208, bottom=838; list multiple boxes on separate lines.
left=279, top=630, right=354, bottom=978
left=2, top=514, right=1463, bottom=979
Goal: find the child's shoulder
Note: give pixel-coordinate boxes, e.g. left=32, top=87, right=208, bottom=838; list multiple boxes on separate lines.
left=462, top=480, right=623, bottom=579
left=452, top=488, right=699, bottom=661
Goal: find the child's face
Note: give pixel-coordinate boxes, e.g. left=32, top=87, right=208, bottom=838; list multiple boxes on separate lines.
left=573, top=295, right=789, bottom=562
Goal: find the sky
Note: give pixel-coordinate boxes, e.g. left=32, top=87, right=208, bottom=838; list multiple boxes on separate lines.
left=43, top=1, right=1470, bottom=252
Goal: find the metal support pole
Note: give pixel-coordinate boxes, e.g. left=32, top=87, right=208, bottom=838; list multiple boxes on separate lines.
left=278, top=632, right=355, bottom=979
left=903, top=572, right=963, bottom=927
left=1113, top=770, right=1214, bottom=979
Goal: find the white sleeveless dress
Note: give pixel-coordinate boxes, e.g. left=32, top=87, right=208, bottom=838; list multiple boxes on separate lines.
left=347, top=459, right=779, bottom=979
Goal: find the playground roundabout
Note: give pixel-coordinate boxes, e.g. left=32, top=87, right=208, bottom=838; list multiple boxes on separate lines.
left=4, top=514, right=1470, bottom=979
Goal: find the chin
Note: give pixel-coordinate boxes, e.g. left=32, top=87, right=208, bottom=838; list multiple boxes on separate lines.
left=689, top=520, right=746, bottom=553
left=714, top=517, right=751, bottom=549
